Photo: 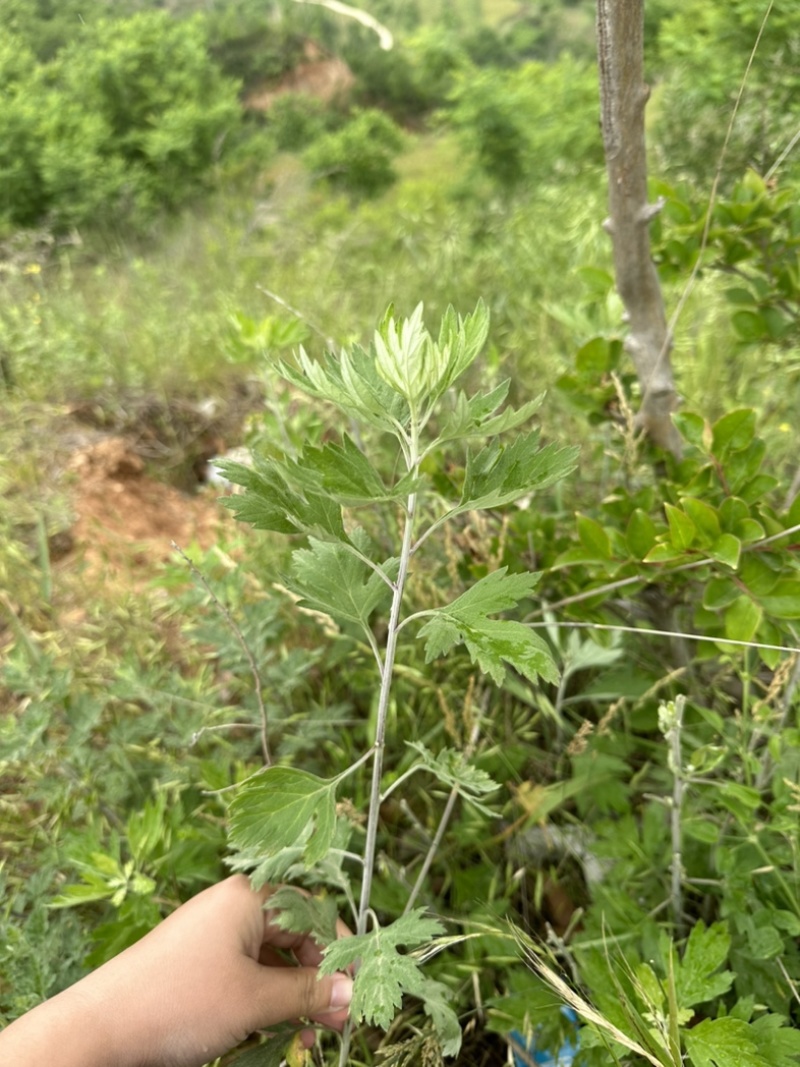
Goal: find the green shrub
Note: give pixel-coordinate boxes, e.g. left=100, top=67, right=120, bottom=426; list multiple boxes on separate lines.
left=0, top=11, right=242, bottom=233
left=304, top=108, right=405, bottom=198
left=446, top=55, right=602, bottom=189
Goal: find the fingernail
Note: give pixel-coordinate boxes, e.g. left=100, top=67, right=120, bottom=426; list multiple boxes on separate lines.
left=330, top=975, right=353, bottom=1010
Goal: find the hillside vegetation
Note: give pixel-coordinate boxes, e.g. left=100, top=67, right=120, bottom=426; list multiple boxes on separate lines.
left=2, top=2, right=800, bottom=1065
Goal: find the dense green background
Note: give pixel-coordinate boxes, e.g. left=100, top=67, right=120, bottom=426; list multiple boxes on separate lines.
left=2, top=2, right=800, bottom=1065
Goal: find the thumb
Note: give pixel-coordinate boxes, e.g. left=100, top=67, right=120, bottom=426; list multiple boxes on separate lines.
left=251, top=966, right=353, bottom=1029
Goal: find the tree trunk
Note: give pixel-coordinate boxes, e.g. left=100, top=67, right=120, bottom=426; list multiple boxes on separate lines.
left=596, top=0, right=681, bottom=456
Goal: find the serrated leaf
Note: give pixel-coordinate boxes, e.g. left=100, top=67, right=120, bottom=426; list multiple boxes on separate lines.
left=320, top=911, right=445, bottom=1030
left=675, top=922, right=734, bottom=1009
left=228, top=768, right=336, bottom=867
left=434, top=382, right=545, bottom=445
left=751, top=1013, right=800, bottom=1067
left=49, top=882, right=116, bottom=908
left=220, top=457, right=347, bottom=542
left=301, top=435, right=414, bottom=505
left=439, top=568, right=542, bottom=616
left=419, top=614, right=558, bottom=686
left=455, top=434, right=579, bottom=514
left=478, top=392, right=546, bottom=437
left=290, top=538, right=396, bottom=627
left=417, top=975, right=462, bottom=1056
left=405, top=741, right=499, bottom=813
left=281, top=342, right=409, bottom=435
left=265, top=887, right=339, bottom=947
left=685, top=1018, right=770, bottom=1067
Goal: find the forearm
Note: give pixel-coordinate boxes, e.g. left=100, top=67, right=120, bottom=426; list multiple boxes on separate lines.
left=0, top=982, right=120, bottom=1067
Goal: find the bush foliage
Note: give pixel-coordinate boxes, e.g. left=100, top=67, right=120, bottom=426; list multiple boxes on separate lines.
left=2, top=1, right=800, bottom=1064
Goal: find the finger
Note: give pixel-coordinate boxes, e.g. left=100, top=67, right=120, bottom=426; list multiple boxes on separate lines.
left=241, top=960, right=353, bottom=1033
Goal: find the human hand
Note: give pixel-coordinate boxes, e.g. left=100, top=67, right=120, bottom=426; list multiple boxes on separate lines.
left=0, top=875, right=353, bottom=1067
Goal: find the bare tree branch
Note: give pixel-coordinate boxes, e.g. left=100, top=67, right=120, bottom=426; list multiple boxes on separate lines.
left=596, top=0, right=681, bottom=456
left=291, top=0, right=393, bottom=50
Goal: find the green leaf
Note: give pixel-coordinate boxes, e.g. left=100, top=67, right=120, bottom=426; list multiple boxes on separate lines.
left=675, top=922, right=734, bottom=1009
left=575, top=336, right=612, bottom=375
left=455, top=434, right=579, bottom=514
left=734, top=518, right=765, bottom=544
left=405, top=741, right=499, bottom=813
left=731, top=309, right=768, bottom=343
left=681, top=497, right=721, bottom=542
left=757, top=579, right=800, bottom=619
left=719, top=496, right=750, bottom=532
left=739, top=555, right=780, bottom=596
left=265, top=887, right=339, bottom=947
left=751, top=1013, right=800, bottom=1067
left=228, top=768, right=337, bottom=867
left=724, top=597, right=762, bottom=642
left=220, top=457, right=347, bottom=542
left=229, top=1033, right=296, bottom=1067
left=718, top=782, right=762, bottom=821
left=439, top=382, right=541, bottom=442
left=683, top=818, right=721, bottom=844
left=49, top=882, right=116, bottom=908
left=703, top=577, right=740, bottom=610
left=290, top=538, right=396, bottom=627
left=664, top=503, right=696, bottom=550
left=282, top=342, right=409, bottom=436
left=320, top=911, right=445, bottom=1030
left=708, top=533, right=741, bottom=570
left=685, top=1018, right=770, bottom=1067
left=417, top=574, right=558, bottom=686
left=577, top=514, right=612, bottom=559
left=301, top=435, right=412, bottom=505
left=712, top=409, right=756, bottom=456
left=433, top=300, right=490, bottom=398
left=478, top=392, right=547, bottom=437
left=626, top=509, right=657, bottom=558
left=643, top=542, right=688, bottom=563
left=673, top=411, right=709, bottom=450
left=435, top=568, right=542, bottom=617
left=417, top=975, right=462, bottom=1056
left=746, top=923, right=783, bottom=960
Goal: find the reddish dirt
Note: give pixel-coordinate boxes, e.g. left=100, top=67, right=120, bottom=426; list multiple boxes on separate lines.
left=244, top=40, right=355, bottom=111
left=65, top=436, right=226, bottom=584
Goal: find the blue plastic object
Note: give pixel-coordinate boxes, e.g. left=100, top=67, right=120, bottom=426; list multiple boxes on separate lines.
left=510, top=1006, right=580, bottom=1067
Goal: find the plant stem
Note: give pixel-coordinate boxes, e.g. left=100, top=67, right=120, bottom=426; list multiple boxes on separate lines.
left=172, top=541, right=271, bottom=766
left=356, top=490, right=418, bottom=934
left=404, top=712, right=483, bottom=914
left=338, top=485, right=418, bottom=1067
left=669, top=695, right=686, bottom=935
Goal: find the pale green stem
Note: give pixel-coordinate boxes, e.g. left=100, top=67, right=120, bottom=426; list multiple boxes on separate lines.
left=338, top=443, right=420, bottom=1067
left=670, top=695, right=686, bottom=934
left=334, top=745, right=378, bottom=785
left=380, top=764, right=425, bottom=803
left=395, top=607, right=438, bottom=635
left=404, top=713, right=483, bottom=914
left=343, top=541, right=397, bottom=589
left=355, top=489, right=418, bottom=933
